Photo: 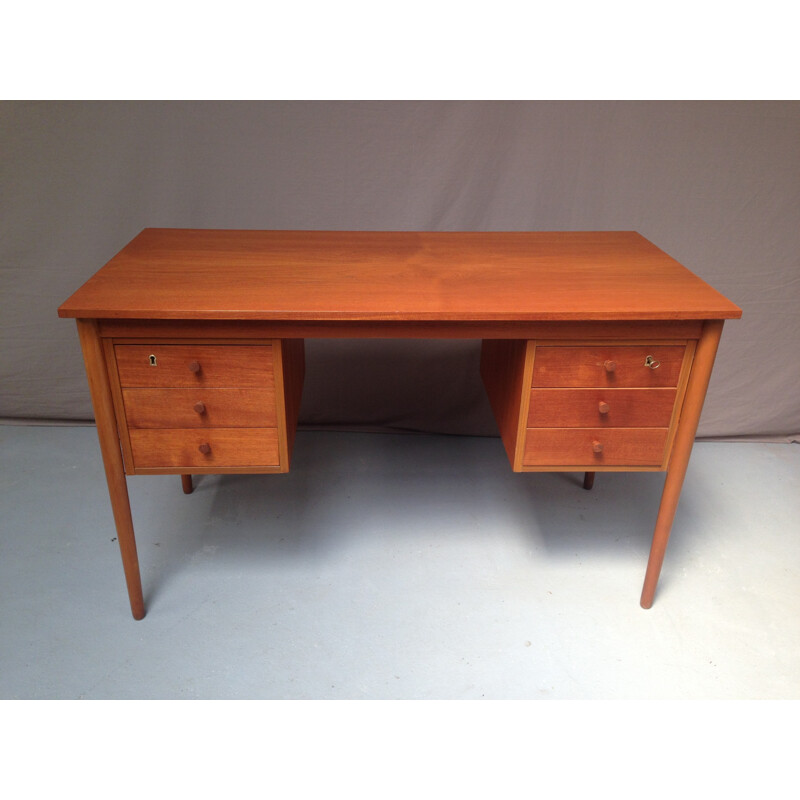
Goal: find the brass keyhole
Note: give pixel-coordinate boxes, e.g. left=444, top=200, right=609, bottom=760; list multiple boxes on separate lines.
left=149, top=354, right=157, bottom=366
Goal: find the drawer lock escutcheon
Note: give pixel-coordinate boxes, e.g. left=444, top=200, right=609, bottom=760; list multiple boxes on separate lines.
left=148, top=354, right=157, bottom=366
left=644, top=355, right=661, bottom=369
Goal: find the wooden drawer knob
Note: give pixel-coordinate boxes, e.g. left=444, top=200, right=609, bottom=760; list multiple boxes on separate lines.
left=603, top=360, right=617, bottom=373
left=198, top=443, right=211, bottom=455
left=193, top=401, right=206, bottom=414
left=188, top=360, right=201, bottom=374
left=598, top=401, right=610, bottom=415
left=592, top=440, right=604, bottom=453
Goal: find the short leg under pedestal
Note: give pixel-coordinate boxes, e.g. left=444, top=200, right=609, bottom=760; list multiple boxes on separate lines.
left=181, top=474, right=193, bottom=494
left=640, top=320, right=723, bottom=609
left=582, top=471, right=595, bottom=490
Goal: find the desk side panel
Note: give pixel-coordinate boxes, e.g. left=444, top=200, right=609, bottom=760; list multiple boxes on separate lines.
left=274, top=339, right=305, bottom=471
left=480, top=340, right=531, bottom=470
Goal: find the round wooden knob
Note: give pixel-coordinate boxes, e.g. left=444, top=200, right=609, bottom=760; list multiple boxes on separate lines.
left=603, top=360, right=616, bottom=373
left=188, top=360, right=201, bottom=373
left=598, top=401, right=610, bottom=415
left=194, top=401, right=206, bottom=414
left=198, top=443, right=211, bottom=455
left=592, top=440, right=603, bottom=453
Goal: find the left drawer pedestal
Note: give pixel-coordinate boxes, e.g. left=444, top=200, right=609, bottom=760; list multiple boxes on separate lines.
left=104, top=338, right=305, bottom=475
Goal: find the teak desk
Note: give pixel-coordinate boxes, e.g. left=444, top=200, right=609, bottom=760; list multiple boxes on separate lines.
left=58, top=230, right=741, bottom=619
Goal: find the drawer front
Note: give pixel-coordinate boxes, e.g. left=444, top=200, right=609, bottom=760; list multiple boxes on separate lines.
left=523, top=428, right=668, bottom=467
left=122, top=388, right=278, bottom=428
left=129, top=428, right=280, bottom=468
left=532, top=346, right=685, bottom=388
left=115, top=345, right=274, bottom=388
left=527, top=388, right=677, bottom=428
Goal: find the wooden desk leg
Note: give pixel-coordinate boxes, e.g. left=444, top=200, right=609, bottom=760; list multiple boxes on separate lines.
left=583, top=472, right=595, bottom=490
left=640, top=320, right=724, bottom=609
left=77, top=319, right=146, bottom=620
left=181, top=474, right=193, bottom=494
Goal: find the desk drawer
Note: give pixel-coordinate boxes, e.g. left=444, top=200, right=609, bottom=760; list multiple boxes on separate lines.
left=527, top=388, right=677, bottom=428
left=122, top=388, right=277, bottom=428
left=115, top=344, right=274, bottom=388
left=129, top=428, right=280, bottom=469
left=532, top=345, right=685, bottom=388
left=523, top=428, right=668, bottom=467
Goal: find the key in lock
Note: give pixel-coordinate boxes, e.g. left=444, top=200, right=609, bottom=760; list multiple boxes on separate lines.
left=644, top=355, right=660, bottom=369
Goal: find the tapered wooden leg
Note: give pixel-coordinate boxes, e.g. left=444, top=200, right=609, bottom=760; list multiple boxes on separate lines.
left=583, top=471, right=595, bottom=490
left=77, top=319, right=145, bottom=620
left=181, top=474, right=193, bottom=494
left=640, top=320, right=724, bottom=609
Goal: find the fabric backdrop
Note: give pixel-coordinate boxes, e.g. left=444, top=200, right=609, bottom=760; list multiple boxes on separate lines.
left=1, top=101, right=798, bottom=439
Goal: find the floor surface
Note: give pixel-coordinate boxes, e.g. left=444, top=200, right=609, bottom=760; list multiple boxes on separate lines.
left=1, top=426, right=798, bottom=699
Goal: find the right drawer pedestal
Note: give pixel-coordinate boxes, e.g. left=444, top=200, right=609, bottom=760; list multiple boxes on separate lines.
left=481, top=337, right=696, bottom=472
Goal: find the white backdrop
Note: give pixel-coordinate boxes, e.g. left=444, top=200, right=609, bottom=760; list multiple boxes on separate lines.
left=1, top=101, right=798, bottom=438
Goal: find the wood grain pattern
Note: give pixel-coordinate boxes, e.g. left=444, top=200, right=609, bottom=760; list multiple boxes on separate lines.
left=122, top=388, right=278, bottom=428
left=129, top=428, right=280, bottom=469
left=528, top=388, right=677, bottom=428
left=532, top=345, right=685, bottom=388
left=114, top=344, right=274, bottom=388
left=58, top=230, right=743, bottom=322
left=523, top=428, right=668, bottom=467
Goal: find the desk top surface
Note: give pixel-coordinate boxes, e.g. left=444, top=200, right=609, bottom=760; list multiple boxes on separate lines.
left=58, top=229, right=742, bottom=322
